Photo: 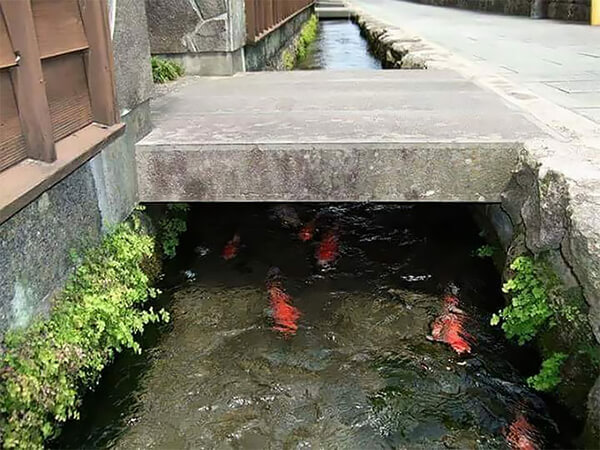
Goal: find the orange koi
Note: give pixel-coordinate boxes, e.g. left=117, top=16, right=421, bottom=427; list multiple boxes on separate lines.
left=298, top=220, right=316, bottom=242
left=428, top=294, right=474, bottom=355
left=222, top=233, right=240, bottom=260
left=316, top=230, right=338, bottom=266
left=266, top=269, right=301, bottom=337
left=505, top=414, right=541, bottom=450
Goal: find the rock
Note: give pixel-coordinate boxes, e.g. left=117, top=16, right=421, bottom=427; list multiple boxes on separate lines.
left=194, top=0, right=226, bottom=19
left=400, top=54, right=427, bottom=69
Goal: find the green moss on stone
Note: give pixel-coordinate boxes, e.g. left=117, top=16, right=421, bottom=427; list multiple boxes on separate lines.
left=0, top=217, right=169, bottom=449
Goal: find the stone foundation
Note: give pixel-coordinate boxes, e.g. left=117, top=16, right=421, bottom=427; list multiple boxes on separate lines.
left=352, top=13, right=451, bottom=69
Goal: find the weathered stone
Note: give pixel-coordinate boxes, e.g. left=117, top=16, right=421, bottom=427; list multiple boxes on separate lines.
left=521, top=170, right=569, bottom=254
left=183, top=18, right=228, bottom=53
left=145, top=0, right=202, bottom=54
left=487, top=204, right=514, bottom=250
left=113, top=0, right=153, bottom=113
left=194, top=0, right=226, bottom=19
left=585, top=375, right=600, bottom=444
left=400, top=54, right=427, bottom=69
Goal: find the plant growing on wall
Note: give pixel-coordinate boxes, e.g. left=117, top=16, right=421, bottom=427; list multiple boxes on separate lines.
left=490, top=256, right=553, bottom=345
left=0, top=218, right=169, bottom=449
left=159, top=203, right=189, bottom=258
left=527, top=352, right=568, bottom=391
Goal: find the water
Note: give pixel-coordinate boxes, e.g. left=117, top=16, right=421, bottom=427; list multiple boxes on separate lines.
left=296, top=20, right=381, bottom=70
left=56, top=204, right=570, bottom=449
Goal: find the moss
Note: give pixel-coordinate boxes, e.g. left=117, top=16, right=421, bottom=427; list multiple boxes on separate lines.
left=0, top=216, right=169, bottom=449
left=281, top=14, right=318, bottom=70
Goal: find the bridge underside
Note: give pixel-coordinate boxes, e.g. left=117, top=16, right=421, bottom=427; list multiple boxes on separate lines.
left=136, top=70, right=544, bottom=202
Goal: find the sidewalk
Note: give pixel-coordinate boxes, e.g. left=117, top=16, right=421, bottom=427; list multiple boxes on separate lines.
left=351, top=0, right=600, bottom=124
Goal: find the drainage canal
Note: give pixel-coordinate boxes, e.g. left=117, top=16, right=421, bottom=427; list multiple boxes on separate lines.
left=296, top=20, right=381, bottom=70
left=55, top=20, right=586, bottom=450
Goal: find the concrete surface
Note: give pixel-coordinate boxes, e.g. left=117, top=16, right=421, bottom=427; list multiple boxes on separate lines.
left=136, top=70, right=545, bottom=202
left=351, top=0, right=600, bottom=124
left=316, top=7, right=352, bottom=19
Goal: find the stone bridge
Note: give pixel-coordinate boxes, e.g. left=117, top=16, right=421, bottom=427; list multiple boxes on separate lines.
left=136, top=70, right=544, bottom=203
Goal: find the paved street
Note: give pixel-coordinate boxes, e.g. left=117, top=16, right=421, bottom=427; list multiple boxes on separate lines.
left=351, top=0, right=600, bottom=124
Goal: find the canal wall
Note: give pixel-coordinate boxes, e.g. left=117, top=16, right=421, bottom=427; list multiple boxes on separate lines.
left=0, top=0, right=153, bottom=336
left=244, top=7, right=315, bottom=71
left=351, top=6, right=600, bottom=441
left=144, top=0, right=246, bottom=75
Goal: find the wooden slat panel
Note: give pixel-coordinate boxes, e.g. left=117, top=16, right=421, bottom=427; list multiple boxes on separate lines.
left=0, top=71, right=27, bottom=171
left=0, top=9, right=15, bottom=69
left=42, top=52, right=92, bottom=142
left=78, top=0, right=118, bottom=125
left=31, top=0, right=89, bottom=59
left=0, top=0, right=56, bottom=163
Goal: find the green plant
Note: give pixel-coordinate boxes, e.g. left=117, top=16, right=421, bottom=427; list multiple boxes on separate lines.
left=296, top=14, right=318, bottom=61
left=282, top=49, right=295, bottom=70
left=151, top=56, right=184, bottom=83
left=282, top=14, right=318, bottom=70
left=0, top=219, right=168, bottom=449
left=490, top=256, right=553, bottom=345
left=475, top=244, right=495, bottom=258
left=159, top=203, right=189, bottom=258
left=527, top=352, right=567, bottom=391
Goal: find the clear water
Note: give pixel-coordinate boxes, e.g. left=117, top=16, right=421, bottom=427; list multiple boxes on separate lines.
left=54, top=21, right=579, bottom=450
left=296, top=20, right=381, bottom=70
left=56, top=204, right=569, bottom=449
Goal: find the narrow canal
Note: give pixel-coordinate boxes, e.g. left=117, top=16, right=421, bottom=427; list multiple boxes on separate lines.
left=55, top=21, right=581, bottom=449
left=296, top=20, right=381, bottom=70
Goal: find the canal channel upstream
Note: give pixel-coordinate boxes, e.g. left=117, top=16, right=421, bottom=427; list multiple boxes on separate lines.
left=56, top=21, right=580, bottom=449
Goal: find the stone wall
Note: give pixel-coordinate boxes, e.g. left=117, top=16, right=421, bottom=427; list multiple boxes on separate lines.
left=404, top=0, right=590, bottom=21
left=547, top=0, right=590, bottom=21
left=145, top=0, right=246, bottom=75
left=244, top=7, right=314, bottom=71
left=0, top=0, right=153, bottom=335
left=481, top=141, right=600, bottom=444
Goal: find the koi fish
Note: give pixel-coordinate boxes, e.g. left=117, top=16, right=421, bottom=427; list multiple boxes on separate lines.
left=298, top=220, right=316, bottom=242
left=266, top=268, right=301, bottom=337
left=505, top=414, right=541, bottom=450
left=222, top=233, right=240, bottom=260
left=428, top=294, right=474, bottom=354
left=316, top=230, right=338, bottom=266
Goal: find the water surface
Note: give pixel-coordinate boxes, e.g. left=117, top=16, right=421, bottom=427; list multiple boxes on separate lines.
left=57, top=204, right=564, bottom=449
left=297, top=20, right=381, bottom=70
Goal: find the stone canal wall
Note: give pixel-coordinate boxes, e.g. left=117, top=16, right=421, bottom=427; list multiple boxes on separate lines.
left=351, top=6, right=600, bottom=442
left=0, top=0, right=153, bottom=336
left=244, top=6, right=315, bottom=71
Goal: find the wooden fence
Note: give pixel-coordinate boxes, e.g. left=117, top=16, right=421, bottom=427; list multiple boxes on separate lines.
left=0, top=0, right=117, bottom=174
left=245, top=0, right=314, bottom=43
